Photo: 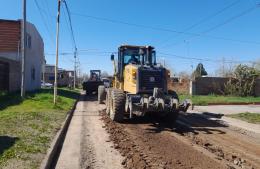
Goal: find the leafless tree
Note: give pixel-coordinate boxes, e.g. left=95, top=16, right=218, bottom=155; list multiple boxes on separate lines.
left=215, top=57, right=236, bottom=77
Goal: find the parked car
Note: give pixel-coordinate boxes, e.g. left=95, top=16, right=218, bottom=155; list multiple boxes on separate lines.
left=41, top=81, right=53, bottom=88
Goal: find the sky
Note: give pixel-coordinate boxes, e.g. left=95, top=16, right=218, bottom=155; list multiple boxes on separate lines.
left=1, top=0, right=260, bottom=76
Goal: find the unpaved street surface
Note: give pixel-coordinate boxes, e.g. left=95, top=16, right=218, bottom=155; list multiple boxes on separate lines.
left=101, top=111, right=260, bottom=169
left=102, top=114, right=226, bottom=169
left=55, top=94, right=260, bottom=169
left=177, top=112, right=260, bottom=169
left=55, top=95, right=123, bottom=169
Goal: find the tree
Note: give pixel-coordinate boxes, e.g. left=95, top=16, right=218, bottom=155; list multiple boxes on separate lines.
left=192, top=63, right=207, bottom=78
left=178, top=71, right=190, bottom=80
left=101, top=71, right=109, bottom=78
left=215, top=57, right=236, bottom=77
left=254, top=59, right=260, bottom=71
left=224, top=64, right=260, bottom=96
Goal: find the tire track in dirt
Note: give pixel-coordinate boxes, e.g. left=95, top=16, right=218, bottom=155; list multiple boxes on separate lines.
left=101, top=112, right=227, bottom=169
left=175, top=112, right=260, bottom=169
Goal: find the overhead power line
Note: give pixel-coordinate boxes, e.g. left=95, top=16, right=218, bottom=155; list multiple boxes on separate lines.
left=163, top=4, right=259, bottom=48
left=63, top=0, right=77, bottom=48
left=62, top=0, right=78, bottom=89
left=33, top=0, right=55, bottom=45
left=45, top=50, right=116, bottom=56
left=157, top=52, right=256, bottom=64
left=61, top=4, right=75, bottom=51
left=202, top=6, right=257, bottom=34
left=71, top=11, right=260, bottom=46
left=158, top=0, right=241, bottom=46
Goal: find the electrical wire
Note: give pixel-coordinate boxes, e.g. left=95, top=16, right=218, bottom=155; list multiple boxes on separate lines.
left=61, top=4, right=75, bottom=51
left=71, top=11, right=260, bottom=46
left=33, top=0, right=56, bottom=45
left=158, top=0, right=242, bottom=47
left=157, top=52, right=256, bottom=64
left=63, top=0, right=77, bottom=49
left=162, top=5, right=259, bottom=48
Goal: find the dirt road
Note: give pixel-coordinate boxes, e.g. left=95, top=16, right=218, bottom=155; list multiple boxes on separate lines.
left=55, top=94, right=260, bottom=169
left=101, top=109, right=260, bottom=168
left=177, top=112, right=260, bottom=168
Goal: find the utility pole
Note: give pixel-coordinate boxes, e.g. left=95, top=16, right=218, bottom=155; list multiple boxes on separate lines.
left=74, top=48, right=77, bottom=89
left=21, top=0, right=26, bottom=97
left=222, top=57, right=225, bottom=77
left=54, top=0, right=61, bottom=104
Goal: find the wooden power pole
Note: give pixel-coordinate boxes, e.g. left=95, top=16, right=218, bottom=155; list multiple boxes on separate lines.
left=74, top=48, right=77, bottom=89
left=54, top=0, right=61, bottom=104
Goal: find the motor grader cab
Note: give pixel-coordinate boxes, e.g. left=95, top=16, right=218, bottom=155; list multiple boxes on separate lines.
left=89, top=70, right=101, bottom=81
left=98, top=45, right=191, bottom=122
left=83, top=70, right=103, bottom=95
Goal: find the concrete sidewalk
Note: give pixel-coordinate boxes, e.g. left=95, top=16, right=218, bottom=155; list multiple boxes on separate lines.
left=55, top=95, right=123, bottom=169
left=193, top=105, right=260, bottom=115
left=55, top=97, right=84, bottom=169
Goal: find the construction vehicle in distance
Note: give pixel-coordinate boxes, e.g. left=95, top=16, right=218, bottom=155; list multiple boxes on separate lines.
left=98, top=45, right=191, bottom=123
left=83, top=70, right=103, bottom=95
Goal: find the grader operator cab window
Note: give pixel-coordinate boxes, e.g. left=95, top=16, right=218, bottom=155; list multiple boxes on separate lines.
left=122, top=48, right=156, bottom=66
left=116, top=46, right=157, bottom=81
left=123, top=49, right=142, bottom=65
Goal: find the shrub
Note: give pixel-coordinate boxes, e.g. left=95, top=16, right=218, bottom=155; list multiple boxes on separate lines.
left=224, top=64, right=260, bottom=96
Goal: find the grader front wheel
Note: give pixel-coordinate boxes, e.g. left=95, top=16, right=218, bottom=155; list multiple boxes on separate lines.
left=105, top=89, right=111, bottom=115
left=109, top=89, right=125, bottom=122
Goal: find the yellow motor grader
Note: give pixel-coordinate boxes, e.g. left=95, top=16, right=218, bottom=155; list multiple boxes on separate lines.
left=98, top=45, right=191, bottom=123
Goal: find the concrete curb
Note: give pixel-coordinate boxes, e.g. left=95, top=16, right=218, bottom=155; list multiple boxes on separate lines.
left=40, top=98, right=79, bottom=169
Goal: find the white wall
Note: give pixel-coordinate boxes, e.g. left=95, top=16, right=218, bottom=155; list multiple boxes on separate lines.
left=24, top=22, right=44, bottom=91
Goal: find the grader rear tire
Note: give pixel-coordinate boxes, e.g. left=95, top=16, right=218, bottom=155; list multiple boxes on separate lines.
left=98, top=85, right=106, bottom=104
left=110, top=89, right=125, bottom=122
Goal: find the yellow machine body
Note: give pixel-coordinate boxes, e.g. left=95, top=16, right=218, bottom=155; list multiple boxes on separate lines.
left=123, top=64, right=138, bottom=94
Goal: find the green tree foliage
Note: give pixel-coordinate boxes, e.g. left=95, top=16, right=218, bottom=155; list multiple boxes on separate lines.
left=254, top=59, right=260, bottom=71
left=224, top=64, right=260, bottom=96
left=192, top=63, right=208, bottom=78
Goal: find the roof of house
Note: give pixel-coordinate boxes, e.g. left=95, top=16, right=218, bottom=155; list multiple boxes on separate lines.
left=0, top=19, right=20, bottom=23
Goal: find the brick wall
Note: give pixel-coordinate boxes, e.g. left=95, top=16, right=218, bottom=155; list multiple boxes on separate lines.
left=168, top=78, right=190, bottom=95
left=0, top=20, right=20, bottom=52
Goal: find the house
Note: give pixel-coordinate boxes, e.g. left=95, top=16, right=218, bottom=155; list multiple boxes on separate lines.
left=43, top=64, right=75, bottom=87
left=43, top=64, right=55, bottom=84
left=0, top=19, right=44, bottom=92
left=59, top=70, right=75, bottom=87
